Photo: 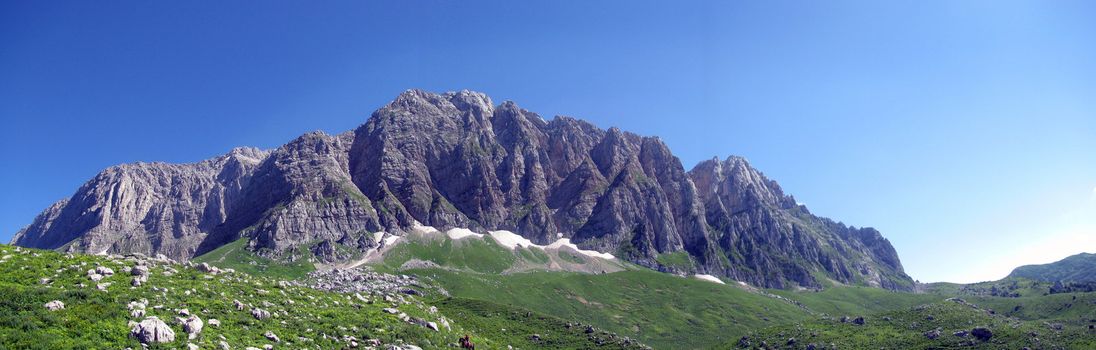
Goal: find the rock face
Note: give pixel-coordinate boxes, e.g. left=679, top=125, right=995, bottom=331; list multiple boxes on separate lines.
left=12, top=147, right=269, bottom=260
left=11, top=89, right=913, bottom=290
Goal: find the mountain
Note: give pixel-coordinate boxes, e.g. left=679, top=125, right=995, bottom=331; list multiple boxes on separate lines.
left=11, top=89, right=912, bottom=290
left=1008, top=252, right=1096, bottom=282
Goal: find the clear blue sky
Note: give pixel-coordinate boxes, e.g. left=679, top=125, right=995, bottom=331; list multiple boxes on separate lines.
left=2, top=1, right=1093, bottom=283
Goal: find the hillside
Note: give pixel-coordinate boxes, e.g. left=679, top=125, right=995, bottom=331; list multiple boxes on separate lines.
left=1009, top=252, right=1096, bottom=282
left=0, top=244, right=648, bottom=349
left=738, top=298, right=1096, bottom=349
left=363, top=231, right=1096, bottom=349
left=12, top=89, right=912, bottom=291
left=5, top=236, right=1095, bottom=349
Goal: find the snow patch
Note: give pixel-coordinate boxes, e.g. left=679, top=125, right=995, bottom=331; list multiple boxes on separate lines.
left=446, top=228, right=483, bottom=240
left=382, top=235, right=401, bottom=247
left=545, top=238, right=616, bottom=260
left=372, top=232, right=386, bottom=245
left=693, top=274, right=726, bottom=284
left=487, top=230, right=537, bottom=249
left=411, top=222, right=439, bottom=234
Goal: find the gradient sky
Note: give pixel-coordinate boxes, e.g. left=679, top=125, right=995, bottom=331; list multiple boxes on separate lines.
left=2, top=1, right=1094, bottom=283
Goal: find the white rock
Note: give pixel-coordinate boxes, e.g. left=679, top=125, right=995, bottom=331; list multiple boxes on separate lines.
left=44, top=300, right=65, bottom=311
left=251, top=308, right=271, bottom=320
left=130, top=316, right=175, bottom=344
left=130, top=265, right=150, bottom=276
left=95, top=266, right=115, bottom=275
left=181, top=315, right=203, bottom=339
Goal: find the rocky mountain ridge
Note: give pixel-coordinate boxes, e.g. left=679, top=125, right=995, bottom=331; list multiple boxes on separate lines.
left=12, top=89, right=913, bottom=290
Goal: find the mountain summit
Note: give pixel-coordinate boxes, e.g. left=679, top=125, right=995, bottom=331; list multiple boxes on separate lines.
left=12, top=89, right=913, bottom=290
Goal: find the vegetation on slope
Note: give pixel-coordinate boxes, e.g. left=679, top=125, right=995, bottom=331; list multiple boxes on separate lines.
left=409, top=268, right=810, bottom=349
left=738, top=298, right=1096, bottom=349
left=435, top=298, right=649, bottom=349
left=1008, top=252, right=1096, bottom=282
left=0, top=244, right=647, bottom=349
left=770, top=286, right=941, bottom=316
left=192, top=238, right=315, bottom=280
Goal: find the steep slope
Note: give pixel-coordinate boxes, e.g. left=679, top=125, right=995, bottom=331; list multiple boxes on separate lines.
left=690, top=156, right=909, bottom=289
left=1008, top=252, right=1096, bottom=282
left=12, top=89, right=913, bottom=290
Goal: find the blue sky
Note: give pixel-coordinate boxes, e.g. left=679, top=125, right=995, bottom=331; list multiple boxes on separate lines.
left=2, top=1, right=1093, bottom=283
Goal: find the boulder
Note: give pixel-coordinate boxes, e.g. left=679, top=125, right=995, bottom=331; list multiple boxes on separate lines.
left=971, top=327, right=992, bottom=341
left=737, top=336, right=750, bottom=347
left=923, top=328, right=941, bottom=340
left=131, top=316, right=176, bottom=344
left=251, top=308, right=271, bottom=320
left=130, top=265, right=150, bottom=276
left=181, top=315, right=204, bottom=339
left=44, top=300, right=64, bottom=311
left=95, top=266, right=115, bottom=275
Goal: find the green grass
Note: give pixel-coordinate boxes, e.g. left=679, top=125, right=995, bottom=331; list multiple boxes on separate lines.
left=739, top=299, right=1096, bottom=349
left=0, top=244, right=456, bottom=349
left=1008, top=252, right=1096, bottom=282
left=409, top=268, right=811, bottom=349
left=0, top=244, right=652, bottom=349
left=771, top=285, right=941, bottom=316
left=434, top=298, right=648, bottom=349
left=377, top=235, right=517, bottom=274
left=192, top=238, right=315, bottom=279
left=654, top=251, right=693, bottom=271
left=386, top=239, right=1096, bottom=350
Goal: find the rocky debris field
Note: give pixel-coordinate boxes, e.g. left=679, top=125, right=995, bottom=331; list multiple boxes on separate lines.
left=302, top=267, right=427, bottom=296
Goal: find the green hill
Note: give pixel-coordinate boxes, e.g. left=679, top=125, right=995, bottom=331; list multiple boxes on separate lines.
left=1009, top=252, right=1096, bottom=282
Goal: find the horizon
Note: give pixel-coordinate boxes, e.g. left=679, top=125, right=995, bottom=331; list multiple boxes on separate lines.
left=2, top=1, right=1094, bottom=284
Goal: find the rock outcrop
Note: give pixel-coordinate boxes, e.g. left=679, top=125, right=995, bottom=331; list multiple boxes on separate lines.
left=12, top=89, right=913, bottom=290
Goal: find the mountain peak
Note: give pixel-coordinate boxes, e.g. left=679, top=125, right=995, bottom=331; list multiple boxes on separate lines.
left=13, top=89, right=913, bottom=290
